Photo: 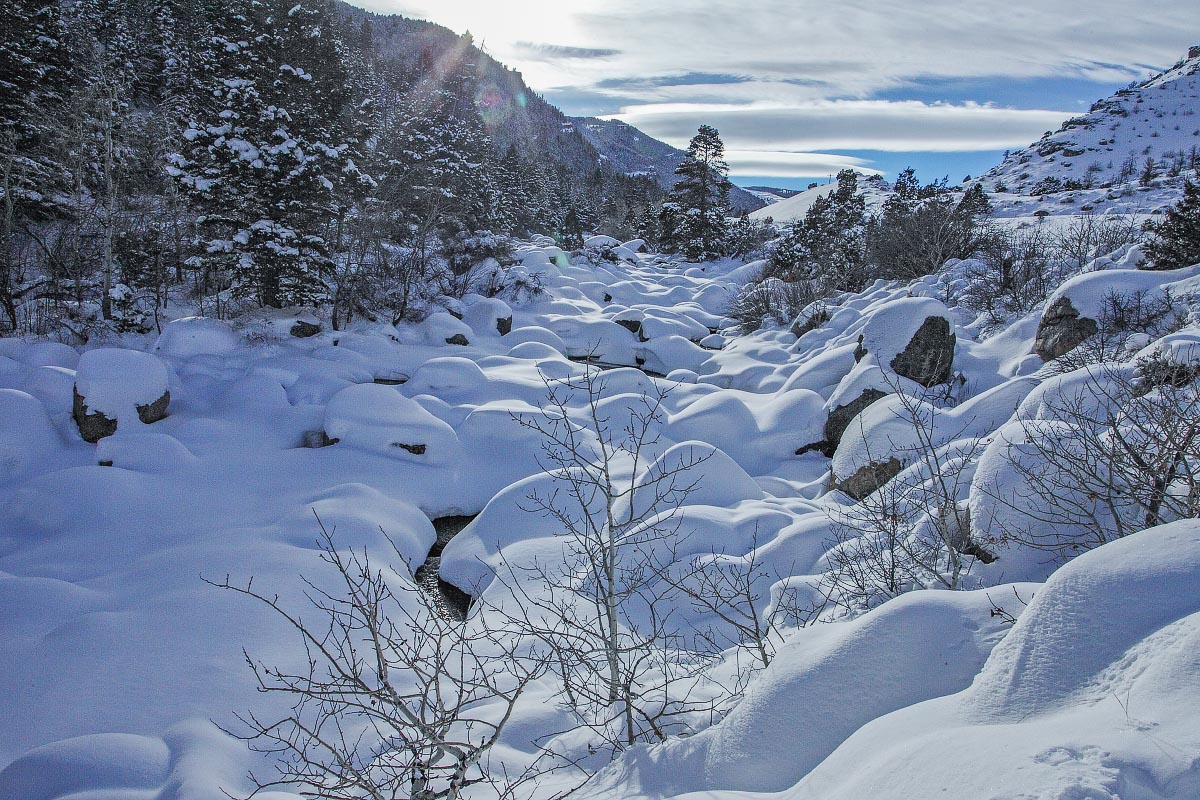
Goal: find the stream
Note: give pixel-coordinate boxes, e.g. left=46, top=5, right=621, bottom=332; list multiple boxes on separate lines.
left=415, top=515, right=477, bottom=621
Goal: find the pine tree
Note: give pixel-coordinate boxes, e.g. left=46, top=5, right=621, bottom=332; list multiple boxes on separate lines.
left=0, top=0, right=72, bottom=327
left=659, top=124, right=732, bottom=261
left=1144, top=180, right=1200, bottom=270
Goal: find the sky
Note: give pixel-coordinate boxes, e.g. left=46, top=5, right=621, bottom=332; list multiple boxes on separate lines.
left=348, top=0, right=1200, bottom=190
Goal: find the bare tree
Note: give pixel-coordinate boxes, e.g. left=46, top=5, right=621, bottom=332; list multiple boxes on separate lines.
left=496, top=366, right=715, bottom=756
left=990, top=353, right=1200, bottom=559
left=208, top=515, right=545, bottom=800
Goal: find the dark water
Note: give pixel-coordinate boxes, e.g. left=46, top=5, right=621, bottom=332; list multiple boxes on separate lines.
left=414, top=515, right=477, bottom=621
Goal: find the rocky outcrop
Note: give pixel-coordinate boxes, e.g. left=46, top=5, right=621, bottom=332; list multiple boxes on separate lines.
left=73, top=386, right=169, bottom=443
left=1034, top=296, right=1098, bottom=361
left=822, top=388, right=888, bottom=457
left=496, top=316, right=513, bottom=336
left=890, top=316, right=955, bottom=387
left=445, top=333, right=470, bottom=346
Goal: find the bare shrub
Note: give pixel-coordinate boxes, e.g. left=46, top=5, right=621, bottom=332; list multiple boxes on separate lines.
left=208, top=517, right=545, bottom=800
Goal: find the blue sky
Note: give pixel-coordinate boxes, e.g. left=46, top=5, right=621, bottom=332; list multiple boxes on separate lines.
left=351, top=0, right=1200, bottom=188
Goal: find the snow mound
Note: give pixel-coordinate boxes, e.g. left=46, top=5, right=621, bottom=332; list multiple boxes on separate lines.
left=324, top=383, right=461, bottom=464
left=153, top=316, right=240, bottom=358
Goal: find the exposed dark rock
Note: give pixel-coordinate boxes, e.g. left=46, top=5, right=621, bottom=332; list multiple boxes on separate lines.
left=302, top=430, right=338, bottom=448
left=822, top=388, right=888, bottom=456
left=790, top=305, right=830, bottom=339
left=496, top=316, right=513, bottom=336
left=1034, top=296, right=1098, bottom=360
left=890, top=316, right=956, bottom=387
left=853, top=334, right=867, bottom=363
left=835, top=457, right=903, bottom=500
left=73, top=386, right=169, bottom=443
left=445, top=333, right=470, bottom=346
left=137, top=392, right=170, bottom=425
left=615, top=318, right=644, bottom=338
left=393, top=443, right=427, bottom=455
left=289, top=320, right=321, bottom=338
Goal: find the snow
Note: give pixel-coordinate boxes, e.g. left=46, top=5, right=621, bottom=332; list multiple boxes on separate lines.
left=3, top=112, right=1200, bottom=799
left=153, top=315, right=240, bottom=358
left=324, top=382, right=461, bottom=463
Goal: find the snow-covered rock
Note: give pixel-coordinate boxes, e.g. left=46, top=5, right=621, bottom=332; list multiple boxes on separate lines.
left=73, top=349, right=170, bottom=442
left=323, top=383, right=461, bottom=464
left=153, top=316, right=239, bottom=358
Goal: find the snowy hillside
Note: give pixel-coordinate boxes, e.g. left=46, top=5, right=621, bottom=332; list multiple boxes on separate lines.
left=748, top=176, right=892, bottom=223
left=983, top=47, right=1200, bottom=197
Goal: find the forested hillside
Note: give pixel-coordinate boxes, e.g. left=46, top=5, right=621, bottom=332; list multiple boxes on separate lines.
left=0, top=0, right=683, bottom=337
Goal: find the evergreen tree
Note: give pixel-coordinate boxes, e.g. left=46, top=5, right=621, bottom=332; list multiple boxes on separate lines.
left=767, top=169, right=868, bottom=289
left=1144, top=180, right=1200, bottom=270
left=659, top=124, right=732, bottom=261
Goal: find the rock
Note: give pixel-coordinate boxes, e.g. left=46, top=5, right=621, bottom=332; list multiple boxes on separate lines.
left=890, top=316, right=956, bottom=387
left=835, top=457, right=903, bottom=500
left=1034, top=296, right=1098, bottom=360
left=289, top=320, right=322, bottom=338
left=301, top=430, right=338, bottom=448
left=73, top=386, right=169, bottom=443
left=496, top=316, right=512, bottom=336
left=445, top=333, right=470, bottom=346
left=153, top=316, right=239, bottom=358
left=790, top=305, right=831, bottom=339
left=72, top=349, right=171, bottom=443
left=822, top=388, right=888, bottom=456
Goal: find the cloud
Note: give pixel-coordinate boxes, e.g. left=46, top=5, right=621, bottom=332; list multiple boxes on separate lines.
left=612, top=99, right=1073, bottom=153
left=514, top=42, right=621, bottom=61
left=723, top=150, right=883, bottom=178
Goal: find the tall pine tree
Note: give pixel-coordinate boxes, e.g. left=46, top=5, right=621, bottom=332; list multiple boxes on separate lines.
left=659, top=124, right=732, bottom=261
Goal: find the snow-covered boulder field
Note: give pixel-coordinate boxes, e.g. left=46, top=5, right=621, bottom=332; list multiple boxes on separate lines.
left=1, top=235, right=1199, bottom=800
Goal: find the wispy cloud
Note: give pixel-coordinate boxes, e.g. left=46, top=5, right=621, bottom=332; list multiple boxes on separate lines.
left=513, top=42, right=621, bottom=61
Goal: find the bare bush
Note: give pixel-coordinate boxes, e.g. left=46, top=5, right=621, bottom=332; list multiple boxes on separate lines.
left=990, top=354, right=1200, bottom=558
left=208, top=516, right=545, bottom=800
left=727, top=275, right=824, bottom=334
left=497, top=367, right=715, bottom=756
left=821, top=386, right=987, bottom=613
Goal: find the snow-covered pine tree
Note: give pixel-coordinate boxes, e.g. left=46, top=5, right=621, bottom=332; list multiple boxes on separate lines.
left=1144, top=179, right=1200, bottom=270
left=659, top=124, right=733, bottom=261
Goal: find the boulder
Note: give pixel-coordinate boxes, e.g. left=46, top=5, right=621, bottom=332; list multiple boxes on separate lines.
left=72, top=349, right=170, bottom=443
left=835, top=457, right=903, bottom=500
left=445, top=333, right=470, bottom=346
left=289, top=320, right=322, bottom=338
left=890, top=315, right=956, bottom=387
left=1033, top=296, right=1098, bottom=361
left=822, top=388, right=888, bottom=456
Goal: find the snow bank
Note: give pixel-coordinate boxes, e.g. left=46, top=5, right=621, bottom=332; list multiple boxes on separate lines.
left=324, top=383, right=461, bottom=464
left=153, top=316, right=240, bottom=358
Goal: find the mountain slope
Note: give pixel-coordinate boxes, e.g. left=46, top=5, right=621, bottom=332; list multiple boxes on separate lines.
left=570, top=116, right=766, bottom=212
left=982, top=46, right=1200, bottom=195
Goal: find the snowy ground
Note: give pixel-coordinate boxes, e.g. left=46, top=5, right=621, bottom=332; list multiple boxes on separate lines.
left=2, top=231, right=1200, bottom=799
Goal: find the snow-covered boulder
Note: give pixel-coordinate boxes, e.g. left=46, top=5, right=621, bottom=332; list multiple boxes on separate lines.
left=73, top=349, right=170, bottom=442
left=1033, top=295, right=1098, bottom=360
left=323, top=383, right=460, bottom=464
left=420, top=312, right=473, bottom=347
left=95, top=431, right=197, bottom=472
left=859, top=297, right=956, bottom=387
left=152, top=316, right=239, bottom=359
left=462, top=296, right=514, bottom=337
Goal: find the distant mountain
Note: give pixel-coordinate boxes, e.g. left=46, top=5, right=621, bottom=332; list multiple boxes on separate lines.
left=569, top=116, right=767, bottom=213
left=981, top=46, right=1200, bottom=195
left=742, top=186, right=803, bottom=204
